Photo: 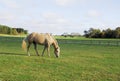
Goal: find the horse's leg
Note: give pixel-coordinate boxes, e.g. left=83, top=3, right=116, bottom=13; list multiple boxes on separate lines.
left=33, top=42, right=39, bottom=56
left=47, top=45, right=50, bottom=57
left=27, top=43, right=31, bottom=56
left=41, top=46, right=46, bottom=56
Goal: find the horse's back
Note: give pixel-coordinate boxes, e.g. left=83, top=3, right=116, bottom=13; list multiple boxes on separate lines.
left=34, top=33, right=46, bottom=44
left=27, top=32, right=55, bottom=45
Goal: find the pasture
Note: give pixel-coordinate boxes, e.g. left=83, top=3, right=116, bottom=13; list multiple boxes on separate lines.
left=0, top=36, right=120, bottom=81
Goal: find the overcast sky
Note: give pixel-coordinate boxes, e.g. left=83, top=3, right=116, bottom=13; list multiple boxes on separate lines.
left=0, top=0, right=120, bottom=35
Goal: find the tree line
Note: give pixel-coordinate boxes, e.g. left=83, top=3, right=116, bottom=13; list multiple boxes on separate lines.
left=0, top=25, right=28, bottom=35
left=84, top=27, right=120, bottom=38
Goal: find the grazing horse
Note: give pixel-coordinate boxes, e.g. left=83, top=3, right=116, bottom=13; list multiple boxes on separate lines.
left=22, top=32, right=60, bottom=58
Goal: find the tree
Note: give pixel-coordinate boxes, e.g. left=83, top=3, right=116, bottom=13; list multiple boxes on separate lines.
left=24, top=30, right=28, bottom=34
left=9, top=28, right=13, bottom=35
left=16, top=28, right=24, bottom=33
left=115, top=27, right=120, bottom=38
left=84, top=28, right=101, bottom=38
left=0, top=24, right=28, bottom=35
left=84, top=30, right=89, bottom=38
left=84, top=27, right=120, bottom=38
left=12, top=28, right=18, bottom=35
left=103, top=28, right=114, bottom=38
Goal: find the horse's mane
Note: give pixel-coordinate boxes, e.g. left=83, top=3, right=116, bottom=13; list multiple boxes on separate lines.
left=51, top=35, right=58, bottom=46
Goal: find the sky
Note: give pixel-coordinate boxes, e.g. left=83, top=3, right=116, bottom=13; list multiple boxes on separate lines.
left=0, top=0, right=120, bottom=35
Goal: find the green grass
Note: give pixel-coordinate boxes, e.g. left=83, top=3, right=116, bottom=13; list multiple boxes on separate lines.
left=0, top=36, right=120, bottom=81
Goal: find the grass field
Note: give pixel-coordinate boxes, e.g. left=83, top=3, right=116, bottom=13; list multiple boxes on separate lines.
left=0, top=36, right=120, bottom=81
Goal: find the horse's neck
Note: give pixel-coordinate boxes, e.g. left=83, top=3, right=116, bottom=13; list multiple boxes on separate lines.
left=52, top=40, right=58, bottom=49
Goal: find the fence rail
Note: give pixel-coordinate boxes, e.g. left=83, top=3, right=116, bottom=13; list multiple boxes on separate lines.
left=0, top=36, right=120, bottom=46
left=58, top=40, right=120, bottom=46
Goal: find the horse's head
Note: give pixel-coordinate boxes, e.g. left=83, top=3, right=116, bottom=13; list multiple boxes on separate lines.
left=54, top=47, right=60, bottom=58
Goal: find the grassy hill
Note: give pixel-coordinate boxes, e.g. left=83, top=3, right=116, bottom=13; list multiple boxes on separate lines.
left=0, top=36, right=120, bottom=81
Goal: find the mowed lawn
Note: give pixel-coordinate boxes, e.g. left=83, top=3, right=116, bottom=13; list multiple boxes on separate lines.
left=0, top=36, right=120, bottom=81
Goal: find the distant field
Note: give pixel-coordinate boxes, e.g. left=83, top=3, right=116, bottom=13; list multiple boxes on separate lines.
left=0, top=36, right=120, bottom=81
left=0, top=34, right=26, bottom=37
left=56, top=36, right=120, bottom=46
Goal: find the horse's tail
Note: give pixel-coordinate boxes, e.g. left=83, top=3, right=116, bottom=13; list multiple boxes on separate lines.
left=22, top=37, right=27, bottom=51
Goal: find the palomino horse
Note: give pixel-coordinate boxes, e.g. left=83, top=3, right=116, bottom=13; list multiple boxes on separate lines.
left=22, top=32, right=60, bottom=58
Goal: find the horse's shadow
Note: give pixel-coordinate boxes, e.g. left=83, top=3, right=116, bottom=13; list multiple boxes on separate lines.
left=0, top=52, right=26, bottom=56
left=0, top=52, right=37, bottom=56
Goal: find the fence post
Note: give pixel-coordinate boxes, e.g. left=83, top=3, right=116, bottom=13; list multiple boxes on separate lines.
left=91, top=40, right=92, bottom=45
left=108, top=41, right=110, bottom=46
left=117, top=41, right=119, bottom=46
left=99, top=41, right=101, bottom=45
